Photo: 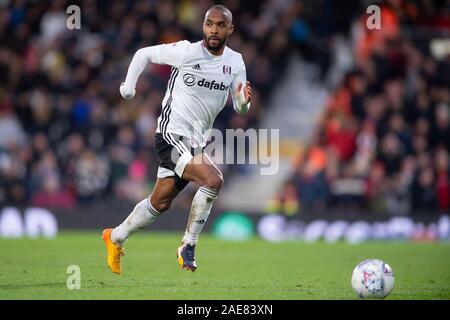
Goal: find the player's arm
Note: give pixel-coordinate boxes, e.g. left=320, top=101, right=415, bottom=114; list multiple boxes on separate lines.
left=230, top=68, right=252, bottom=114
left=120, top=41, right=189, bottom=100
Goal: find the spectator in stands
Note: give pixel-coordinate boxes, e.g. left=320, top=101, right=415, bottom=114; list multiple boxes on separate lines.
left=295, top=132, right=329, bottom=213
left=31, top=174, right=75, bottom=209
left=435, top=147, right=450, bottom=211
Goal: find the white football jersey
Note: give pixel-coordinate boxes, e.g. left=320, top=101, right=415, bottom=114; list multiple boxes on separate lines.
left=148, top=40, right=248, bottom=147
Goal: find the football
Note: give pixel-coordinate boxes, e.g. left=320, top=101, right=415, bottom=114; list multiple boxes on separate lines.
left=351, top=259, right=395, bottom=299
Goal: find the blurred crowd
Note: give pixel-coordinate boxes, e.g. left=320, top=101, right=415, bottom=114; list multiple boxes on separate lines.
left=0, top=0, right=303, bottom=208
left=2, top=0, right=449, bottom=214
left=272, top=0, right=450, bottom=215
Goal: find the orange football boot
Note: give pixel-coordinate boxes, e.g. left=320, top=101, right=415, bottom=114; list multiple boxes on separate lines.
left=102, top=228, right=125, bottom=274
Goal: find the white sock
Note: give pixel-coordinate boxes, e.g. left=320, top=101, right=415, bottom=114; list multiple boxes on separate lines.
left=182, top=186, right=219, bottom=246
left=111, top=197, right=161, bottom=245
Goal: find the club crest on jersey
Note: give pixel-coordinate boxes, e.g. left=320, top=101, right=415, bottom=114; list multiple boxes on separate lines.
left=187, top=139, right=199, bottom=148
left=223, top=65, right=231, bottom=76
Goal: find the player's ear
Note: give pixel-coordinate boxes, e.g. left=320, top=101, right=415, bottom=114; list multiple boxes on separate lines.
left=228, top=24, right=234, bottom=36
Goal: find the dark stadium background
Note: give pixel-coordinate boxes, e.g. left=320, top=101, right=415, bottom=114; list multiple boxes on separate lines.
left=0, top=0, right=449, bottom=238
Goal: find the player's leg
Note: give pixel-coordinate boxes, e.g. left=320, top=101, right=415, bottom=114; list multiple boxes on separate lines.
left=103, top=177, right=181, bottom=274
left=176, top=152, right=223, bottom=271
left=110, top=177, right=181, bottom=244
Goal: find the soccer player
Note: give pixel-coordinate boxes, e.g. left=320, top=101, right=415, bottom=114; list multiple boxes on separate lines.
left=102, top=5, right=252, bottom=274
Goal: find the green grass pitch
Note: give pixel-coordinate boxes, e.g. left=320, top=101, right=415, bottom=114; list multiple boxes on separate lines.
left=0, top=232, right=449, bottom=299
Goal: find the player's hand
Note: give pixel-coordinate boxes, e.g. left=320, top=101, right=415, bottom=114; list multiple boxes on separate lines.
left=236, top=81, right=252, bottom=105
left=120, top=82, right=136, bottom=100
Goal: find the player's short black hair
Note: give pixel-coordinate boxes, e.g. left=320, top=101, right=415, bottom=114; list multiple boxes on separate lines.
left=205, top=5, right=233, bottom=24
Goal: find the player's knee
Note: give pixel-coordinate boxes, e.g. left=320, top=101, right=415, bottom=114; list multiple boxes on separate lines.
left=205, top=173, right=223, bottom=192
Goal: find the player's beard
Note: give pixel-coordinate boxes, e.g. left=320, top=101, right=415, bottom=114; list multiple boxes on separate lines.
left=204, top=34, right=227, bottom=53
